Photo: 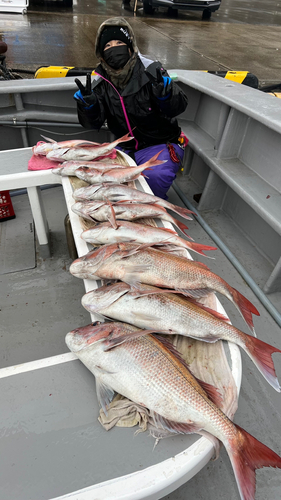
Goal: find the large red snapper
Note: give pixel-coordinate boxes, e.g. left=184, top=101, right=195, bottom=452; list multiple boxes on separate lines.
left=81, top=282, right=281, bottom=391
left=46, top=133, right=133, bottom=162
left=81, top=220, right=217, bottom=258
left=69, top=242, right=260, bottom=333
left=72, top=182, right=194, bottom=221
left=32, top=136, right=100, bottom=156
left=65, top=321, right=281, bottom=500
left=73, top=151, right=165, bottom=184
left=71, top=200, right=191, bottom=238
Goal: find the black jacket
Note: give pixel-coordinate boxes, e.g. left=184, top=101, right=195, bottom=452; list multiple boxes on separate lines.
left=76, top=55, right=188, bottom=151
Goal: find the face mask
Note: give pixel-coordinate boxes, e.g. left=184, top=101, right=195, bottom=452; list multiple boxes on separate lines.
left=103, top=45, right=130, bottom=70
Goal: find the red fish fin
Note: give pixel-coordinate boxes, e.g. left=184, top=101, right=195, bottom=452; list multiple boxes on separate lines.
left=160, top=227, right=178, bottom=235
left=195, top=378, right=223, bottom=408
left=187, top=241, right=217, bottom=257
left=173, top=220, right=194, bottom=241
left=41, top=135, right=56, bottom=144
left=245, top=336, right=281, bottom=391
left=231, top=287, right=260, bottom=335
left=117, top=132, right=134, bottom=143
left=150, top=410, right=202, bottom=435
left=227, top=425, right=281, bottom=500
left=141, top=150, right=166, bottom=169
left=106, top=199, right=118, bottom=229
left=191, top=261, right=210, bottom=271
left=186, top=298, right=230, bottom=323
left=103, top=329, right=159, bottom=351
left=167, top=203, right=194, bottom=221
left=95, top=377, right=116, bottom=415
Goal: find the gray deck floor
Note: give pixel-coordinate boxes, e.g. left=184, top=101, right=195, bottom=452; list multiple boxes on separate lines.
left=1, top=183, right=281, bottom=499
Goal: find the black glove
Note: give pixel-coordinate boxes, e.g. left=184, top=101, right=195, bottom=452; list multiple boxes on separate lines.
left=146, top=67, right=173, bottom=100
left=74, top=73, right=97, bottom=107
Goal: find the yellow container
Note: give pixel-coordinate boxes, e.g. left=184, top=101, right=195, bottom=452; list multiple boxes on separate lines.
left=35, top=66, right=96, bottom=79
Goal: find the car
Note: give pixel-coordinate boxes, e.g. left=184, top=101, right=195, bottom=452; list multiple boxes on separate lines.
left=142, top=0, right=221, bottom=19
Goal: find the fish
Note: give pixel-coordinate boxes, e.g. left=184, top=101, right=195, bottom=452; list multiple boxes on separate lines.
left=81, top=282, right=281, bottom=391
left=52, top=160, right=128, bottom=176
left=32, top=136, right=100, bottom=156
left=71, top=201, right=191, bottom=238
left=65, top=321, right=281, bottom=500
left=46, top=133, right=133, bottom=162
left=73, top=151, right=165, bottom=184
left=69, top=242, right=260, bottom=333
left=81, top=220, right=217, bottom=258
left=72, top=182, right=194, bottom=221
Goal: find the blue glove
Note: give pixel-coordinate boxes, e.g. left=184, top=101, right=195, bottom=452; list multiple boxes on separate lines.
left=74, top=73, right=97, bottom=109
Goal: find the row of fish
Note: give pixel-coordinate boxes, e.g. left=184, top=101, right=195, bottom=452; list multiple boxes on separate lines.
left=41, top=134, right=281, bottom=500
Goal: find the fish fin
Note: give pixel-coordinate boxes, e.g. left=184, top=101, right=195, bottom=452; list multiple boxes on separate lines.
left=231, top=287, right=260, bottom=335
left=159, top=227, right=178, bottom=235
left=165, top=202, right=194, bottom=221
left=116, top=132, right=134, bottom=144
left=198, top=430, right=221, bottom=460
left=188, top=334, right=219, bottom=343
left=172, top=220, right=194, bottom=240
left=95, top=377, right=116, bottom=416
left=244, top=336, right=281, bottom=391
left=103, top=329, right=159, bottom=350
left=195, top=378, right=223, bottom=408
left=82, top=283, right=130, bottom=312
left=141, top=150, right=166, bottom=169
left=122, top=265, right=151, bottom=286
left=186, top=241, right=217, bottom=258
left=106, top=199, right=118, bottom=229
left=131, top=311, right=162, bottom=321
left=186, top=297, right=231, bottom=322
left=150, top=410, right=202, bottom=435
left=41, top=135, right=56, bottom=144
left=226, top=424, right=281, bottom=500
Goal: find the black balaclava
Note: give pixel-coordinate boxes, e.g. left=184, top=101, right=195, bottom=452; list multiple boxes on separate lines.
left=100, top=26, right=133, bottom=69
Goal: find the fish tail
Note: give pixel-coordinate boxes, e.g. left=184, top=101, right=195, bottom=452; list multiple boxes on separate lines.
left=244, top=335, right=281, bottom=391
left=230, top=287, right=260, bottom=334
left=173, top=220, right=194, bottom=241
left=117, top=132, right=134, bottom=143
left=167, top=203, right=194, bottom=221
left=226, top=425, right=281, bottom=500
left=185, top=241, right=217, bottom=257
left=141, top=150, right=166, bottom=169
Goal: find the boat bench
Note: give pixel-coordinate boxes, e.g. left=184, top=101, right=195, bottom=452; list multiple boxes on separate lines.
left=172, top=70, right=281, bottom=293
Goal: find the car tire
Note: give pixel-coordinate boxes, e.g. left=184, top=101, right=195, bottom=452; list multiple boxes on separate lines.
left=167, top=7, right=178, bottom=17
left=143, top=0, right=154, bottom=14
left=202, top=9, right=212, bottom=19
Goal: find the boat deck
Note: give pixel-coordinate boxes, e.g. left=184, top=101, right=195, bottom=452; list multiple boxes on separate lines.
left=1, top=176, right=281, bottom=499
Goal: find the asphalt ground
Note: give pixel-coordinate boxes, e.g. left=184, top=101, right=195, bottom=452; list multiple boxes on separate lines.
left=0, top=0, right=281, bottom=86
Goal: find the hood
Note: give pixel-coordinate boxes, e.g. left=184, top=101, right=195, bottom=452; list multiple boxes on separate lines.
left=95, top=17, right=139, bottom=60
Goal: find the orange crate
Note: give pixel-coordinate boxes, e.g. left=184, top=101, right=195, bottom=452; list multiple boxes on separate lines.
left=0, top=191, right=16, bottom=222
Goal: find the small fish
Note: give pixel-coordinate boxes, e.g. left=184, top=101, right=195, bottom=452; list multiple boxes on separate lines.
left=81, top=282, right=281, bottom=391
left=71, top=201, right=191, bottom=238
left=46, top=133, right=133, bottom=162
left=81, top=220, right=217, bottom=258
left=74, top=151, right=165, bottom=184
left=32, top=136, right=100, bottom=156
left=69, top=242, right=260, bottom=333
left=65, top=321, right=281, bottom=500
left=52, top=160, right=128, bottom=176
left=72, top=182, right=194, bottom=221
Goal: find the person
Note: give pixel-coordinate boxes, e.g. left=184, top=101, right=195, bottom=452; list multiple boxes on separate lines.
left=74, top=17, right=188, bottom=200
